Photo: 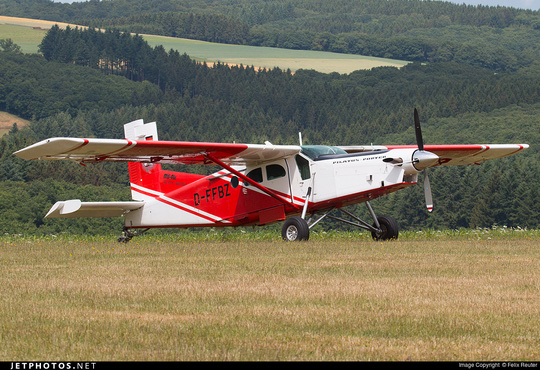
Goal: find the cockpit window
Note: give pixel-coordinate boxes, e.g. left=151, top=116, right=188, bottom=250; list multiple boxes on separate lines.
left=246, top=168, right=263, bottom=183
left=300, top=145, right=347, bottom=160
left=266, top=164, right=286, bottom=181
left=295, top=155, right=311, bottom=180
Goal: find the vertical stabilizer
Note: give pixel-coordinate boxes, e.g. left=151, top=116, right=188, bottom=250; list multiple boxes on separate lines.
left=124, top=120, right=162, bottom=200
left=124, top=119, right=158, bottom=141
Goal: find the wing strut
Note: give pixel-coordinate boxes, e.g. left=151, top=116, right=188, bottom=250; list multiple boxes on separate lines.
left=203, top=154, right=301, bottom=211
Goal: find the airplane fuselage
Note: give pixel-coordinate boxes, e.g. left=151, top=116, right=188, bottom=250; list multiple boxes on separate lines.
left=124, top=146, right=423, bottom=229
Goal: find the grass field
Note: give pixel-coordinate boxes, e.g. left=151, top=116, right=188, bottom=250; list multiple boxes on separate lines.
left=0, top=111, right=30, bottom=137
left=0, top=15, right=409, bottom=74
left=142, top=34, right=409, bottom=74
left=1, top=228, right=538, bottom=361
left=0, top=24, right=46, bottom=54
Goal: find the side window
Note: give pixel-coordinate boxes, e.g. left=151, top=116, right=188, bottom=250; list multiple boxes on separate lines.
left=266, top=164, right=286, bottom=181
left=295, top=155, right=311, bottom=180
left=246, top=167, right=263, bottom=183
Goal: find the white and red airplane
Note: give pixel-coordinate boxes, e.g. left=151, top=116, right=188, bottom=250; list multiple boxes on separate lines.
left=14, top=110, right=528, bottom=242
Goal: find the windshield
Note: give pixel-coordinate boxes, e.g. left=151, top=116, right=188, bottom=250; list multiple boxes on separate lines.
left=300, top=145, right=347, bottom=160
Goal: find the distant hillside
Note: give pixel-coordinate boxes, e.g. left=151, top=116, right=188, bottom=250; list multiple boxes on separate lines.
left=1, top=0, right=539, bottom=71
left=0, top=15, right=408, bottom=74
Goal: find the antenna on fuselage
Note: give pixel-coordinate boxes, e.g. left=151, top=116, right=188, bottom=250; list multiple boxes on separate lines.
left=299, top=132, right=303, bottom=146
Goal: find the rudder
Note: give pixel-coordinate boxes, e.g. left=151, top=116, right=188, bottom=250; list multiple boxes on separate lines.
left=124, top=120, right=161, bottom=201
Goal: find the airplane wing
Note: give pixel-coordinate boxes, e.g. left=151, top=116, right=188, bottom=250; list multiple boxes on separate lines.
left=45, top=199, right=144, bottom=218
left=15, top=138, right=528, bottom=167
left=340, top=144, right=529, bottom=166
left=13, top=137, right=301, bottom=165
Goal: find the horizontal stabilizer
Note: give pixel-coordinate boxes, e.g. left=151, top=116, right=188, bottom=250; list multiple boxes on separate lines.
left=45, top=199, right=144, bottom=218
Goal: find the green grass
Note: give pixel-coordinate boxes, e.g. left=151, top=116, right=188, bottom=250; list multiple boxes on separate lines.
left=0, top=24, right=46, bottom=54
left=1, top=228, right=538, bottom=361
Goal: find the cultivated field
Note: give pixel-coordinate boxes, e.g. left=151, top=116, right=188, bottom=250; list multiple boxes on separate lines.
left=1, top=228, right=538, bottom=361
left=0, top=24, right=46, bottom=54
left=0, top=15, right=409, bottom=74
left=142, top=34, right=409, bottom=74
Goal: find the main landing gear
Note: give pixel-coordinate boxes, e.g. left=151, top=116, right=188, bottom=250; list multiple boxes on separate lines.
left=117, top=227, right=150, bottom=243
left=280, top=201, right=399, bottom=242
left=281, top=216, right=310, bottom=241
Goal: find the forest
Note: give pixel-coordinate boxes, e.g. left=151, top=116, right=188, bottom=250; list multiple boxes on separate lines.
left=0, top=0, right=538, bottom=236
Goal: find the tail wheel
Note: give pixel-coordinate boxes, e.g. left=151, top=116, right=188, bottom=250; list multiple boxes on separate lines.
left=281, top=216, right=310, bottom=241
left=371, top=215, right=399, bottom=241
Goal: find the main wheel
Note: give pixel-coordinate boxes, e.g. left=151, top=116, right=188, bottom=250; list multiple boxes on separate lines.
left=371, top=215, right=399, bottom=241
left=281, top=216, right=310, bottom=241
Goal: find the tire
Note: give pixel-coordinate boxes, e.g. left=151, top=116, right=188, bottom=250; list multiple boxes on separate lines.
left=281, top=216, right=310, bottom=241
left=371, top=215, right=399, bottom=241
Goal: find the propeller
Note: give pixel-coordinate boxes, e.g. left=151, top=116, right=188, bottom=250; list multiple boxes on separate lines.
left=423, top=167, right=433, bottom=212
left=414, top=108, right=424, bottom=151
left=412, top=108, right=437, bottom=212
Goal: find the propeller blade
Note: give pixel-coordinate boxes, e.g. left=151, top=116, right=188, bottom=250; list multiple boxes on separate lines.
left=413, top=109, right=434, bottom=212
left=414, top=108, right=424, bottom=151
left=424, top=169, right=433, bottom=212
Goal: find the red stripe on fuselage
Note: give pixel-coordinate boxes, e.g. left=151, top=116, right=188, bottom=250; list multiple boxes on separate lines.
left=130, top=185, right=224, bottom=224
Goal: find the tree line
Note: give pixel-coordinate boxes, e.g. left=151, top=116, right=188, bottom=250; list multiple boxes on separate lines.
left=0, top=51, right=164, bottom=121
